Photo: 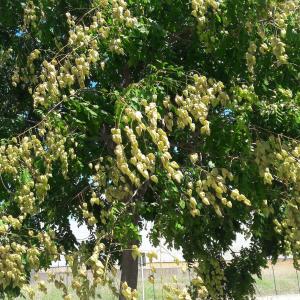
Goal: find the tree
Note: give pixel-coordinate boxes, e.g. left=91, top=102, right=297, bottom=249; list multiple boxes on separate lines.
left=0, top=0, right=299, bottom=299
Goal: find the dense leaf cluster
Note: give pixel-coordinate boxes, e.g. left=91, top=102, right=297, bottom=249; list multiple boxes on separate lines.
left=0, top=0, right=299, bottom=299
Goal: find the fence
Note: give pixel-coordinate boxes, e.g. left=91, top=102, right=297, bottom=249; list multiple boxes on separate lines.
left=255, top=258, right=300, bottom=297
left=25, top=254, right=300, bottom=299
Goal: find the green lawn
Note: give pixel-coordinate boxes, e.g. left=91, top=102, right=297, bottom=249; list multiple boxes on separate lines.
left=255, top=271, right=300, bottom=296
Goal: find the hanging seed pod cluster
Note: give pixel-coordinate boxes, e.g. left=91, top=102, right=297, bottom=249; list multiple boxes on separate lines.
left=0, top=0, right=300, bottom=299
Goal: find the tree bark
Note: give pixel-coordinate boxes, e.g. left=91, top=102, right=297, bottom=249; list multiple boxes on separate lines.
left=119, top=212, right=141, bottom=300
left=118, top=182, right=149, bottom=299
left=119, top=246, right=139, bottom=300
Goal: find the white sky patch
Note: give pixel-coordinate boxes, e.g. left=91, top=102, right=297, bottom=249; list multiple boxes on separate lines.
left=139, top=221, right=184, bottom=262
left=140, top=222, right=250, bottom=262
left=52, top=219, right=250, bottom=266
left=70, top=218, right=90, bottom=240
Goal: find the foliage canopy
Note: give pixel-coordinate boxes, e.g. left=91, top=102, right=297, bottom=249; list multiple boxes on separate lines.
left=0, top=0, right=300, bottom=299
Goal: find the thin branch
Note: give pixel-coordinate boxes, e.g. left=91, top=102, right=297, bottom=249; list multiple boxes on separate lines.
left=0, top=174, right=11, bottom=193
left=250, top=125, right=300, bottom=143
left=16, top=99, right=64, bottom=139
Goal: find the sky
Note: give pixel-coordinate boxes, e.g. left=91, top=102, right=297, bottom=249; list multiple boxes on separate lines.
left=65, top=219, right=250, bottom=265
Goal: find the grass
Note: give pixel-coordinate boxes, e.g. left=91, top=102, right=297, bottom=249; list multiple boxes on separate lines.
left=255, top=271, right=300, bottom=296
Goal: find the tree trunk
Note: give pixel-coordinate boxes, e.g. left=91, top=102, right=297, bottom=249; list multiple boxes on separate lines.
left=119, top=246, right=139, bottom=300
left=118, top=183, right=149, bottom=299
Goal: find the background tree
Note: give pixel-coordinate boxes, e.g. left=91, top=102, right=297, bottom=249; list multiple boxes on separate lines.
left=0, top=0, right=300, bottom=299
